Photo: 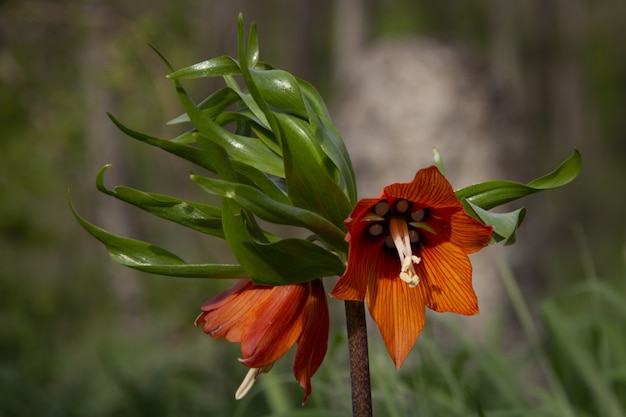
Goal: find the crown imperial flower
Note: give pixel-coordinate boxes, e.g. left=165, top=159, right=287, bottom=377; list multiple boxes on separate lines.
left=331, top=166, right=493, bottom=367
left=196, top=279, right=329, bottom=404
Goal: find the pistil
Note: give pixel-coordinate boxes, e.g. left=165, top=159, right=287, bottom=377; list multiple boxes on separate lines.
left=389, top=217, right=421, bottom=287
left=235, top=363, right=274, bottom=400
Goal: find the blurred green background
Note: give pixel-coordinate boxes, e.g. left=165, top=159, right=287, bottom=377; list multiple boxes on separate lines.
left=1, top=1, right=625, bottom=416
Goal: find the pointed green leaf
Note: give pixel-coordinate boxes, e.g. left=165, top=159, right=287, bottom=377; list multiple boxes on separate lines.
left=70, top=196, right=244, bottom=278
left=167, top=87, right=241, bottom=126
left=108, top=113, right=216, bottom=172
left=455, top=149, right=582, bottom=210
left=299, top=79, right=357, bottom=204
left=276, top=113, right=352, bottom=228
left=247, top=20, right=259, bottom=67
left=96, top=165, right=224, bottom=238
left=250, top=69, right=308, bottom=118
left=465, top=201, right=526, bottom=245
left=195, top=130, right=284, bottom=177
left=432, top=147, right=446, bottom=176
left=223, top=75, right=270, bottom=128
left=167, top=55, right=241, bottom=79
left=229, top=161, right=290, bottom=205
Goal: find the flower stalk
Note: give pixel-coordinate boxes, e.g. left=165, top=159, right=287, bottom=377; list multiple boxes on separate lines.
left=345, top=300, right=373, bottom=417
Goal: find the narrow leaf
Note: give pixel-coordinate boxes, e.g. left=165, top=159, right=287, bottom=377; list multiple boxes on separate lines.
left=108, top=113, right=215, bottom=172
left=70, top=196, right=244, bottom=278
left=167, top=55, right=241, bottom=79
left=455, top=149, right=582, bottom=210
left=96, top=165, right=224, bottom=238
left=465, top=201, right=526, bottom=245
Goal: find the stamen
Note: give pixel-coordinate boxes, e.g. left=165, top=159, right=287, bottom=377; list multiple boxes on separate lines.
left=396, top=199, right=410, bottom=213
left=389, top=217, right=421, bottom=287
left=374, top=200, right=390, bottom=216
left=368, top=223, right=384, bottom=237
left=235, top=368, right=261, bottom=400
left=409, top=230, right=420, bottom=243
left=235, top=363, right=274, bottom=400
left=384, top=236, right=394, bottom=248
left=411, top=209, right=425, bottom=222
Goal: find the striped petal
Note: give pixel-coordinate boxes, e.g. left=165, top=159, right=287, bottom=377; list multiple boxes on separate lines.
left=367, top=273, right=426, bottom=368
left=294, top=280, right=330, bottom=404
left=417, top=241, right=478, bottom=314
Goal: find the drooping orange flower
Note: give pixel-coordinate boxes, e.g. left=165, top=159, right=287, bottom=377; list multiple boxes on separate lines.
left=195, top=279, right=329, bottom=404
left=330, top=166, right=493, bottom=368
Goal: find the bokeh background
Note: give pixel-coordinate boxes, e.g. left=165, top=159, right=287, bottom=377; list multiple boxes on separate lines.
left=1, top=1, right=625, bottom=416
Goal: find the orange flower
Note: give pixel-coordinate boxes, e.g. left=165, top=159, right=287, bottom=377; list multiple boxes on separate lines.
left=330, top=166, right=493, bottom=368
left=195, top=279, right=329, bottom=404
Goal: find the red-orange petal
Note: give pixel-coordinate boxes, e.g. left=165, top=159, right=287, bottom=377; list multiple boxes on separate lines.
left=448, top=210, right=493, bottom=254
left=383, top=166, right=460, bottom=209
left=366, top=274, right=426, bottom=368
left=416, top=241, right=479, bottom=315
left=198, top=280, right=272, bottom=343
left=239, top=284, right=308, bottom=368
left=294, top=280, right=329, bottom=404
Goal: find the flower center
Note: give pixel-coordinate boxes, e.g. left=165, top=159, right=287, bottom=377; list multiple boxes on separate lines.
left=368, top=199, right=426, bottom=288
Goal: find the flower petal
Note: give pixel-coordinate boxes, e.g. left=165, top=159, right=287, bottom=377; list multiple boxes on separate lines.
left=239, top=284, right=307, bottom=368
left=448, top=210, right=493, bottom=254
left=366, top=274, right=426, bottom=368
left=197, top=280, right=273, bottom=342
left=417, top=242, right=478, bottom=315
left=294, top=280, right=329, bottom=405
left=384, top=166, right=460, bottom=209
left=330, top=236, right=385, bottom=300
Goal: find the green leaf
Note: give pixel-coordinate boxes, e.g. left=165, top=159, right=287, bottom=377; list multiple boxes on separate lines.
left=108, top=113, right=216, bottom=172
left=220, top=200, right=345, bottom=285
left=229, top=160, right=290, bottom=205
left=192, top=175, right=348, bottom=252
left=455, top=149, right=582, bottom=210
left=250, top=68, right=308, bottom=119
left=300, top=79, right=357, bottom=205
left=223, top=75, right=270, bottom=128
left=167, top=55, right=241, bottom=79
left=195, top=130, right=284, bottom=177
left=276, top=113, right=352, bottom=228
left=69, top=195, right=245, bottom=279
left=465, top=201, right=526, bottom=245
left=432, top=147, right=446, bottom=175
left=96, top=165, right=224, bottom=238
left=167, top=87, right=241, bottom=126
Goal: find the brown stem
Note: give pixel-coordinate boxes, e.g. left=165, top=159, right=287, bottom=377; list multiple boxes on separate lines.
left=344, top=300, right=373, bottom=417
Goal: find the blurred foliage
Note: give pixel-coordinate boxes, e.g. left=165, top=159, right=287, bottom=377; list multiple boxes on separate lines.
left=1, top=0, right=625, bottom=416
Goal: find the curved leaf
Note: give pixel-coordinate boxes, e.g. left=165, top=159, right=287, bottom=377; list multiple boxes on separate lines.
left=108, top=113, right=215, bottom=172
left=70, top=196, right=244, bottom=278
left=195, top=130, right=284, bottom=177
left=96, top=165, right=224, bottom=238
left=276, top=113, right=352, bottom=228
left=456, top=149, right=582, bottom=210
left=167, top=55, right=241, bottom=79
left=167, top=87, right=241, bottom=126
left=465, top=201, right=526, bottom=245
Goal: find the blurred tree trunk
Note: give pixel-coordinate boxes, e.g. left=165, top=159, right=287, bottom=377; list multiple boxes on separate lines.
left=79, top=0, right=144, bottom=319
